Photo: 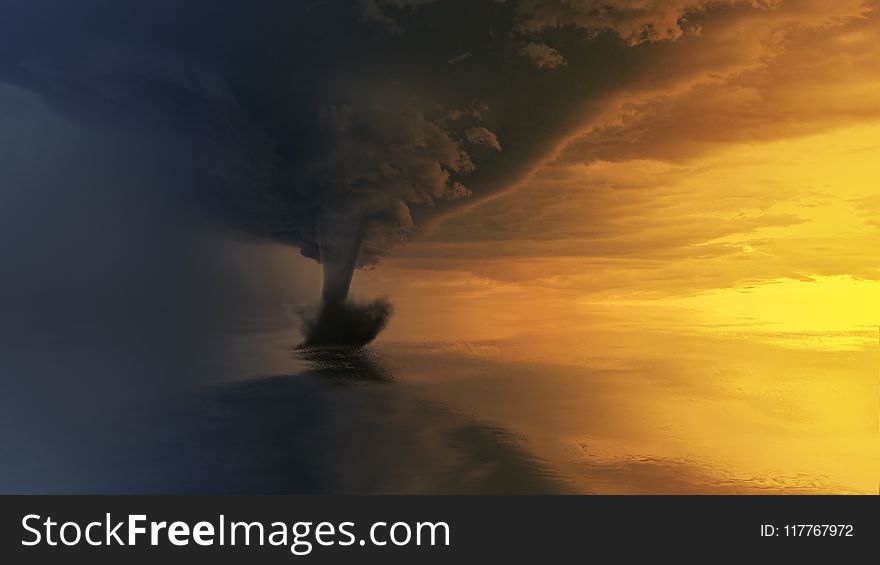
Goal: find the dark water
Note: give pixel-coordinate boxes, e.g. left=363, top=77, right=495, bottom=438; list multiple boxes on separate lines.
left=115, top=348, right=569, bottom=494
left=4, top=337, right=870, bottom=494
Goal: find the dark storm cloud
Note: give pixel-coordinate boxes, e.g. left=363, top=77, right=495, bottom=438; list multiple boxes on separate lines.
left=1, top=0, right=657, bottom=345
left=2, top=1, right=869, bottom=304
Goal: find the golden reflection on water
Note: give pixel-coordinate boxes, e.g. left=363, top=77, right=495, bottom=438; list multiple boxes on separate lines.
left=378, top=309, right=878, bottom=494
left=221, top=290, right=877, bottom=493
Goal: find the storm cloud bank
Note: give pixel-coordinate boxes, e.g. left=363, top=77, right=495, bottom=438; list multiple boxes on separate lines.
left=0, top=0, right=785, bottom=346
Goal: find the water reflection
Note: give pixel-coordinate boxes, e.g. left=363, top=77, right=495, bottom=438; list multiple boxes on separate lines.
left=134, top=347, right=569, bottom=494
left=64, top=333, right=873, bottom=494
left=295, top=347, right=394, bottom=382
left=383, top=337, right=876, bottom=494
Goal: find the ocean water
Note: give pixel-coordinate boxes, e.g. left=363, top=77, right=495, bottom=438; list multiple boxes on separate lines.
left=120, top=323, right=876, bottom=494
left=6, top=318, right=871, bottom=494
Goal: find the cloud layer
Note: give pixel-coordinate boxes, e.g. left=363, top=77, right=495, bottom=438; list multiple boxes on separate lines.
left=1, top=0, right=874, bottom=348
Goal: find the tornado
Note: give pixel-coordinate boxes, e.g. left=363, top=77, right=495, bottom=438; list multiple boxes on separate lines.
left=298, top=221, right=392, bottom=348
left=290, top=98, right=496, bottom=348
